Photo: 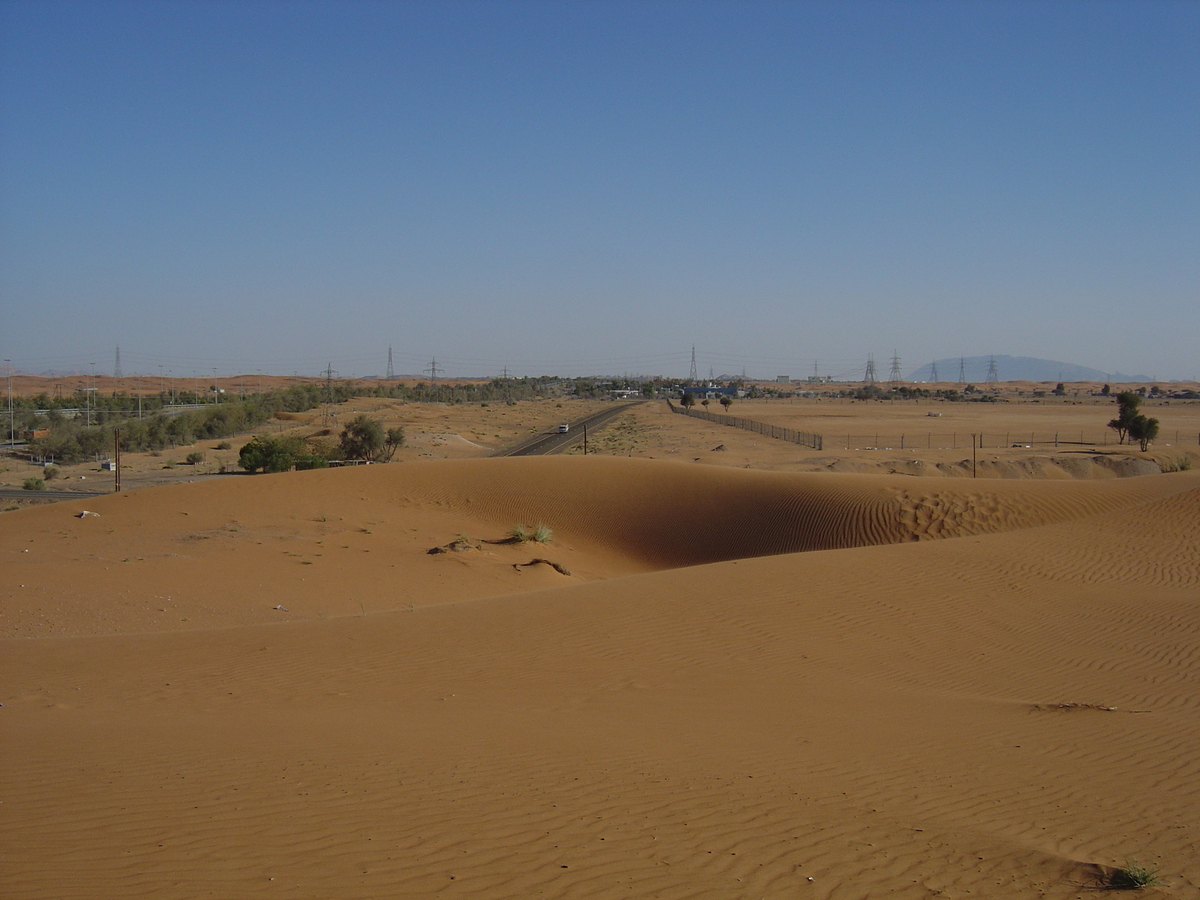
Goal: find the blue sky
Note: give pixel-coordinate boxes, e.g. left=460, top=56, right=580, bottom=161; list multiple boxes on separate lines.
left=2, top=0, right=1197, bottom=380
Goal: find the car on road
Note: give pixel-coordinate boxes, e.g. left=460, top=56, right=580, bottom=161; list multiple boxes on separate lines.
left=558, top=423, right=570, bottom=433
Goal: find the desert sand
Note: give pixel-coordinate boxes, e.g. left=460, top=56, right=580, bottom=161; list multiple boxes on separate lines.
left=3, top=447, right=1199, bottom=898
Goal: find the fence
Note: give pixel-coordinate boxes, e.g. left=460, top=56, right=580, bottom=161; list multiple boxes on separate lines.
left=665, top=406, right=1199, bottom=452
left=668, top=401, right=823, bottom=450
left=834, top=431, right=1198, bottom=450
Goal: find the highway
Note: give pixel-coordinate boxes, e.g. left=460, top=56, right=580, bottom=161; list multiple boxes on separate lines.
left=0, top=488, right=108, bottom=503
left=495, top=402, right=643, bottom=457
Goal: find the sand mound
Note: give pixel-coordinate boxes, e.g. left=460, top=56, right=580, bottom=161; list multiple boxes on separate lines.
left=6, top=458, right=1196, bottom=638
left=4, top=460, right=1199, bottom=898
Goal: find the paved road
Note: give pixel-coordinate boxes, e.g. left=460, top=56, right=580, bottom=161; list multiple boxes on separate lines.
left=495, top=402, right=643, bottom=457
left=0, top=488, right=109, bottom=503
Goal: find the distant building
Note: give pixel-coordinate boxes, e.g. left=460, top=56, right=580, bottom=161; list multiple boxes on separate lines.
left=680, top=384, right=739, bottom=400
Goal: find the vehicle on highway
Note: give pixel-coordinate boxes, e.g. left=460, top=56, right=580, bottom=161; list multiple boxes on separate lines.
left=558, top=423, right=570, bottom=433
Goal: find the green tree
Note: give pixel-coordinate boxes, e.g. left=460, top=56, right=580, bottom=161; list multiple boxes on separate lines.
left=680, top=392, right=696, bottom=409
left=239, top=434, right=305, bottom=473
left=340, top=415, right=385, bottom=462
left=1127, top=414, right=1160, bottom=452
left=720, top=395, right=733, bottom=412
left=380, top=426, right=406, bottom=462
left=1108, top=392, right=1142, bottom=444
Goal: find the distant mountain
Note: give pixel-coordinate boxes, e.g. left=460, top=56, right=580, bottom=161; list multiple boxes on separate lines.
left=908, top=355, right=1150, bottom=384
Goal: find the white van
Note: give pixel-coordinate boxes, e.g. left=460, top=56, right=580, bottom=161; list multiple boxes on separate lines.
left=558, top=423, right=570, bottom=433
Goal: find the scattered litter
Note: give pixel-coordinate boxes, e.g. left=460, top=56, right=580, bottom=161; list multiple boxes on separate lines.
left=273, top=605, right=289, bottom=612
left=76, top=510, right=99, bottom=518
left=711, top=443, right=727, bottom=451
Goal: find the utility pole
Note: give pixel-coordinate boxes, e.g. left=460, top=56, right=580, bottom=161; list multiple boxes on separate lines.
left=958, top=357, right=967, bottom=385
left=88, top=362, right=96, bottom=427
left=114, top=429, right=122, bottom=492
left=212, top=367, right=218, bottom=402
left=689, top=346, right=698, bottom=382
left=5, top=358, right=12, bottom=446
left=386, top=345, right=395, bottom=380
left=889, top=351, right=903, bottom=385
left=864, top=354, right=877, bottom=384
left=986, top=356, right=999, bottom=383
left=930, top=361, right=939, bottom=383
left=114, top=345, right=122, bottom=378
left=158, top=364, right=164, bottom=398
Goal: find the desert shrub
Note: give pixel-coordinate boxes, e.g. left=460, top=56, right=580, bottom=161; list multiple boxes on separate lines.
left=510, top=523, right=553, bottom=544
left=23, top=477, right=45, bottom=491
left=42, top=465, right=60, bottom=481
left=1106, top=860, right=1160, bottom=890
left=293, top=454, right=329, bottom=470
left=215, top=440, right=232, bottom=450
left=185, top=451, right=206, bottom=465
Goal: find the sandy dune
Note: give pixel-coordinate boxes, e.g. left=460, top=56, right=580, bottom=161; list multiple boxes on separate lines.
left=3, top=458, right=1198, bottom=898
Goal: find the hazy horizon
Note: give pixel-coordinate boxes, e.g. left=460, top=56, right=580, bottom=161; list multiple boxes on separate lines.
left=2, top=1, right=1197, bottom=380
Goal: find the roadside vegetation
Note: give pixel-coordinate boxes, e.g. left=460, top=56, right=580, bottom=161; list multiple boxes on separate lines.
left=17, top=378, right=553, bottom=466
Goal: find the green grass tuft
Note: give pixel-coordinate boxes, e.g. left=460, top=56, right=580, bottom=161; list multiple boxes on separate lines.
left=1106, top=860, right=1160, bottom=890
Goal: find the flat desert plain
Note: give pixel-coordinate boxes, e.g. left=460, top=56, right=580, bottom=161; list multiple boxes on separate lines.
left=3, top=391, right=1200, bottom=898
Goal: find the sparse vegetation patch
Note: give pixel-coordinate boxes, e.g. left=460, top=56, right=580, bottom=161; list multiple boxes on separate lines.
left=1104, top=860, right=1161, bottom=890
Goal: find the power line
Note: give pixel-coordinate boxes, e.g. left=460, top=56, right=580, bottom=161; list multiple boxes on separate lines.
left=864, top=353, right=877, bottom=384
left=386, top=345, right=394, bottom=379
left=689, top=345, right=698, bottom=381
left=889, top=350, right=903, bottom=384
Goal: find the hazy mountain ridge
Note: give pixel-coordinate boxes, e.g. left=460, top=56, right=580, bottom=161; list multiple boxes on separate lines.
left=910, top=355, right=1151, bottom=384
